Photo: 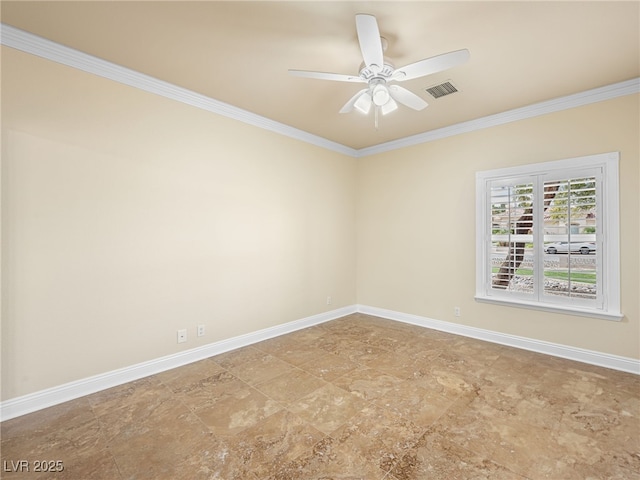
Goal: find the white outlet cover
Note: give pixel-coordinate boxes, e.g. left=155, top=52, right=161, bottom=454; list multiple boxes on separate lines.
left=177, top=329, right=187, bottom=343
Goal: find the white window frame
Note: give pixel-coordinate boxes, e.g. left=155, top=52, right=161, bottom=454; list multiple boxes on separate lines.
left=475, top=152, right=622, bottom=321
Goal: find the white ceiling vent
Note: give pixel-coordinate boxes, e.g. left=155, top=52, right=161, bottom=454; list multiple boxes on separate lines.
left=425, top=80, right=459, bottom=99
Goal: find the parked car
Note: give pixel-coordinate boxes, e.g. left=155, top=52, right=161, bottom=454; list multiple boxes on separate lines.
left=544, top=242, right=596, bottom=255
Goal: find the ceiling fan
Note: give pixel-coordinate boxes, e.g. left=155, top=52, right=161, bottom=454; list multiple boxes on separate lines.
left=289, top=14, right=470, bottom=125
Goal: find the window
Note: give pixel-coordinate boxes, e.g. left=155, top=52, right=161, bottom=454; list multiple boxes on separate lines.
left=475, top=152, right=621, bottom=321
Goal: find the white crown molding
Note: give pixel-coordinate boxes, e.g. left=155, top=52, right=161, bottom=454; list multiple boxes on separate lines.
left=0, top=24, right=358, bottom=158
left=357, top=78, right=640, bottom=157
left=0, top=305, right=357, bottom=421
left=2, top=23, right=638, bottom=159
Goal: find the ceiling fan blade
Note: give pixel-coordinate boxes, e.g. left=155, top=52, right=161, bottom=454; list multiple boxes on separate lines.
left=393, top=49, right=470, bottom=82
left=355, top=14, right=384, bottom=73
left=339, top=89, right=369, bottom=113
left=388, top=85, right=428, bottom=110
left=288, top=69, right=364, bottom=83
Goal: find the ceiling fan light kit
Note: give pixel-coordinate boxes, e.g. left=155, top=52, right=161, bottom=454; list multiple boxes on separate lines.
left=354, top=91, right=372, bottom=114
left=372, top=83, right=390, bottom=106
left=289, top=13, right=470, bottom=126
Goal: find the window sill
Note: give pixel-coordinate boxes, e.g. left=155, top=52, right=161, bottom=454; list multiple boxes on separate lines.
left=474, top=296, right=623, bottom=322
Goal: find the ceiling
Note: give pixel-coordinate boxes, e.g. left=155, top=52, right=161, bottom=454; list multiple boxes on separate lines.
left=1, top=1, right=639, bottom=150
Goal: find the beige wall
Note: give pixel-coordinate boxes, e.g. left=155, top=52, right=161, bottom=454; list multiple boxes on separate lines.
left=1, top=48, right=357, bottom=399
left=2, top=45, right=638, bottom=402
left=357, top=94, right=640, bottom=359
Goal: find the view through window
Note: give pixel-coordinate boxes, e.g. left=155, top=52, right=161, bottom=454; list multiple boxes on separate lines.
left=476, top=152, right=621, bottom=320
left=490, top=175, right=598, bottom=302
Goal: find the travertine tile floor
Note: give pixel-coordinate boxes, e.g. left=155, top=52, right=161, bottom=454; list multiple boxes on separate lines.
left=2, top=313, right=639, bottom=479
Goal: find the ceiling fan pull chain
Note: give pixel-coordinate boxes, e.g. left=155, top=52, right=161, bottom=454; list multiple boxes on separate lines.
left=375, top=106, right=379, bottom=130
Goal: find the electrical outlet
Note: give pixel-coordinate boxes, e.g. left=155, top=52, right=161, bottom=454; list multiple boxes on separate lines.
left=177, top=329, right=187, bottom=343
left=197, top=324, right=205, bottom=337
left=454, top=307, right=461, bottom=317
left=326, top=296, right=332, bottom=305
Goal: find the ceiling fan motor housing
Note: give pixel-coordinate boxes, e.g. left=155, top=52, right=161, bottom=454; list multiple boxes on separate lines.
left=360, top=61, right=395, bottom=108
left=359, top=60, right=395, bottom=81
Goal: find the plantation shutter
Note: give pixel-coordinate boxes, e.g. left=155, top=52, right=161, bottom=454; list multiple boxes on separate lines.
left=485, top=167, right=601, bottom=309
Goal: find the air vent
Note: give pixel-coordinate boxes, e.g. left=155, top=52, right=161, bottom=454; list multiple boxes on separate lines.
left=425, top=80, right=459, bottom=99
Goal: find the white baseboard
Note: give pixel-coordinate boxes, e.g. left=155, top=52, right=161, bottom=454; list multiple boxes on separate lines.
left=2, top=303, right=638, bottom=421
left=0, top=305, right=356, bottom=421
left=357, top=304, right=640, bottom=375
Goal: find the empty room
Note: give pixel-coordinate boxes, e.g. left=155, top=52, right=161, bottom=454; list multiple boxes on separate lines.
left=1, top=2, right=639, bottom=479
